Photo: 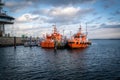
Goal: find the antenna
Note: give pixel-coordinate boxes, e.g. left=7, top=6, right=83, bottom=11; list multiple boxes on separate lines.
left=86, top=23, right=88, bottom=37
left=63, top=29, right=64, bottom=37
left=79, top=23, right=82, bottom=33
left=70, top=31, right=72, bottom=39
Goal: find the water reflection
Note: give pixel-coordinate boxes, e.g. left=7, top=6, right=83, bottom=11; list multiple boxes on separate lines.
left=67, top=48, right=87, bottom=53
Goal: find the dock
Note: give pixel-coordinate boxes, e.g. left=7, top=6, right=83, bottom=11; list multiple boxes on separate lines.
left=0, top=37, right=23, bottom=47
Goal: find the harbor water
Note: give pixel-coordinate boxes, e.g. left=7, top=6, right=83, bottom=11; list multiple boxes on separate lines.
left=0, top=40, right=120, bottom=80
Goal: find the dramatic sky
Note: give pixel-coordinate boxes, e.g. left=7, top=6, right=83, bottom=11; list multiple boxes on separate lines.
left=3, top=0, right=120, bottom=39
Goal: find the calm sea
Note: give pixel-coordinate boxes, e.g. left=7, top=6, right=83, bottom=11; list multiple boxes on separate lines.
left=0, top=40, right=120, bottom=80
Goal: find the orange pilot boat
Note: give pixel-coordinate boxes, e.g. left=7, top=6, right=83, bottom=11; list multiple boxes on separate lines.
left=67, top=25, right=91, bottom=48
left=40, top=25, right=62, bottom=48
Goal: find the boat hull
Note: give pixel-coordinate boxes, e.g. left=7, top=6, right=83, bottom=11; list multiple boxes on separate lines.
left=40, top=41, right=54, bottom=48
left=68, top=42, right=90, bottom=48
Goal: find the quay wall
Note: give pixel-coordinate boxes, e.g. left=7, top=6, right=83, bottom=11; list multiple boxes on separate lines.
left=0, top=37, right=23, bottom=47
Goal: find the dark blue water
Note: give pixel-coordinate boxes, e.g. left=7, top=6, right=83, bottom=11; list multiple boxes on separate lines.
left=0, top=40, right=120, bottom=80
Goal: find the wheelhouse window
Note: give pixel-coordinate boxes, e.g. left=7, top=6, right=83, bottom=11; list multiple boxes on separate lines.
left=69, top=42, right=75, bottom=44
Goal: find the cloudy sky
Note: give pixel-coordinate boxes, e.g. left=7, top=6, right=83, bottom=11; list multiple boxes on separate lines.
left=3, top=0, right=120, bottom=39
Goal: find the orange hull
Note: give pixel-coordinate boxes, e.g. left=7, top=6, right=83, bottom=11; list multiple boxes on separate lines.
left=40, top=41, right=54, bottom=48
left=68, top=42, right=88, bottom=48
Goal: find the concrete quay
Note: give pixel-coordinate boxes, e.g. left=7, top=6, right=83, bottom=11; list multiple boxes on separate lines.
left=0, top=37, right=23, bottom=47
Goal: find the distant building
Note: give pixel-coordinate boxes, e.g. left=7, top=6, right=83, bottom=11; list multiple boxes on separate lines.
left=0, top=0, right=14, bottom=37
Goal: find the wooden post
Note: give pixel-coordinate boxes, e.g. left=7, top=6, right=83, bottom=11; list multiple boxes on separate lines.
left=30, top=36, right=32, bottom=47
left=54, top=39, right=57, bottom=50
left=14, top=36, right=16, bottom=48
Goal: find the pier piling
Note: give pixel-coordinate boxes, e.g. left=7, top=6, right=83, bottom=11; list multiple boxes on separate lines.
left=14, top=36, right=16, bottom=48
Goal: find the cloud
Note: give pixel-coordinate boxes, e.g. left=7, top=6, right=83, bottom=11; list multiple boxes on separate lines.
left=115, top=10, right=120, bottom=15
left=32, top=6, right=94, bottom=24
left=38, top=0, right=96, bottom=6
left=16, top=13, right=39, bottom=23
left=87, top=16, right=102, bottom=24
left=89, top=28, right=120, bottom=39
left=49, top=7, right=80, bottom=17
left=103, top=5, right=111, bottom=9
left=100, top=23, right=120, bottom=28
left=102, top=0, right=116, bottom=9
left=107, top=17, right=114, bottom=20
left=92, top=12, right=98, bottom=15
left=8, top=0, right=96, bottom=6
left=5, top=0, right=96, bottom=12
left=5, top=0, right=94, bottom=25
left=110, top=9, right=120, bottom=16
left=11, top=23, right=55, bottom=37
left=5, top=1, right=33, bottom=12
left=96, top=16, right=102, bottom=20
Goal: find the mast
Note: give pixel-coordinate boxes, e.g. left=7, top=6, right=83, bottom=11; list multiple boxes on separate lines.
left=53, top=25, right=57, bottom=33
left=86, top=23, right=88, bottom=37
left=79, top=24, right=82, bottom=33
left=63, top=29, right=64, bottom=37
left=70, top=31, right=72, bottom=39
